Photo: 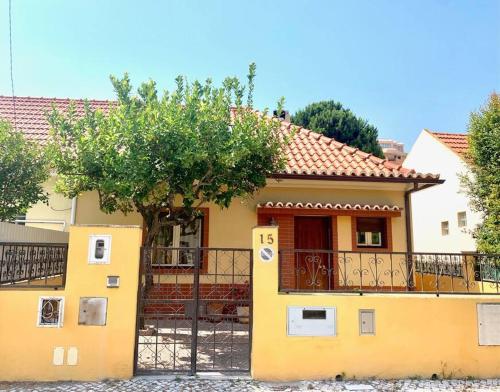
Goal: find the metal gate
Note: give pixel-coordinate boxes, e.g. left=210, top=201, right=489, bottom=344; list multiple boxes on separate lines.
left=134, top=247, right=252, bottom=374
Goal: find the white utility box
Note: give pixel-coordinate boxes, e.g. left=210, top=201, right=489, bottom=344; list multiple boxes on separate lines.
left=88, top=235, right=112, bottom=264
left=359, top=309, right=375, bottom=335
left=287, top=306, right=336, bottom=336
left=78, top=297, right=108, bottom=326
left=478, top=303, right=500, bottom=346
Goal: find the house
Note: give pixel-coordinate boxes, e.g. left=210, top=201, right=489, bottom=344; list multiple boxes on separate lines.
left=0, top=96, right=442, bottom=255
left=1, top=96, right=499, bottom=381
left=378, top=138, right=407, bottom=164
left=404, top=129, right=481, bottom=253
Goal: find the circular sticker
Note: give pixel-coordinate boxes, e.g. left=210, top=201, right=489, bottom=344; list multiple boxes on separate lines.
left=259, top=247, right=275, bottom=262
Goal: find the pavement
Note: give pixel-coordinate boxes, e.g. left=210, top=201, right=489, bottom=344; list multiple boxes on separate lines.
left=1, top=376, right=499, bottom=392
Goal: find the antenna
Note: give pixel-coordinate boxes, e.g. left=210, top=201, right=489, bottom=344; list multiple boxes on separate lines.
left=9, top=0, right=17, bottom=129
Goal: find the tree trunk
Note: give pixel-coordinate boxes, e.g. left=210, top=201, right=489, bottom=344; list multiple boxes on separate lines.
left=138, top=208, right=161, bottom=331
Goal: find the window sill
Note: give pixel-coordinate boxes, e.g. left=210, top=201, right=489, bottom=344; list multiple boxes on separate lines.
left=351, top=246, right=392, bottom=253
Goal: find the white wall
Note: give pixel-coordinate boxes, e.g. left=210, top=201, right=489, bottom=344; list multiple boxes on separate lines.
left=404, top=131, right=481, bottom=252
left=0, top=222, right=69, bottom=243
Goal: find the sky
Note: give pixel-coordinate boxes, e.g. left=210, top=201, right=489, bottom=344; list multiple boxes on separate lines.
left=1, top=0, right=499, bottom=149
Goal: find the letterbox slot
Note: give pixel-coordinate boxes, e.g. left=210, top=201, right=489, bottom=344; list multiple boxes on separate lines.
left=287, top=306, right=336, bottom=336
left=302, top=309, right=327, bottom=320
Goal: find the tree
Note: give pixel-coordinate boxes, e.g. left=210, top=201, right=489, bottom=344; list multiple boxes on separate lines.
left=292, top=101, right=384, bottom=158
left=461, top=93, right=500, bottom=253
left=0, top=120, right=49, bottom=221
left=48, top=64, right=288, bottom=246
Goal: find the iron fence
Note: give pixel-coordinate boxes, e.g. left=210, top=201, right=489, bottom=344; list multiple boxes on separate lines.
left=278, top=249, right=500, bottom=295
left=135, top=247, right=252, bottom=375
left=0, top=242, right=68, bottom=288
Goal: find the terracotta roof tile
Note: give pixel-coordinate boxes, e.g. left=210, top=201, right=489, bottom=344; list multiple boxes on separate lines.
left=257, top=201, right=401, bottom=211
left=426, top=130, right=469, bottom=156
left=0, top=95, right=440, bottom=181
left=278, top=119, right=438, bottom=180
left=0, top=96, right=112, bottom=144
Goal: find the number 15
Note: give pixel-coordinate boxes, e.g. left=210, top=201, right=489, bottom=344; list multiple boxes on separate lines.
left=260, top=234, right=274, bottom=245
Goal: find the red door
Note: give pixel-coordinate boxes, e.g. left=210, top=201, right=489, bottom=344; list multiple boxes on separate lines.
left=294, top=216, right=332, bottom=290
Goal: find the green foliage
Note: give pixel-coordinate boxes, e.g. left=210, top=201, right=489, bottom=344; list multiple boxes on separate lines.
left=0, top=120, right=49, bottom=221
left=461, top=93, right=500, bottom=253
left=292, top=101, right=384, bottom=158
left=48, top=64, right=287, bottom=245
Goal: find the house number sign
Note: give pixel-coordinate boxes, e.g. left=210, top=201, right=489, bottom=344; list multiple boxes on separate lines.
left=258, top=232, right=275, bottom=263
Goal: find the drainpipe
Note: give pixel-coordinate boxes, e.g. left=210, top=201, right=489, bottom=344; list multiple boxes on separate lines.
left=404, top=187, right=414, bottom=255
left=70, top=197, right=77, bottom=226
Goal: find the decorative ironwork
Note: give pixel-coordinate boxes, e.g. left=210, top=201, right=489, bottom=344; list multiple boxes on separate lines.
left=38, top=297, right=63, bottom=326
left=0, top=242, right=68, bottom=288
left=414, top=254, right=463, bottom=277
left=135, top=247, right=252, bottom=375
left=299, top=255, right=327, bottom=287
left=279, top=249, right=499, bottom=295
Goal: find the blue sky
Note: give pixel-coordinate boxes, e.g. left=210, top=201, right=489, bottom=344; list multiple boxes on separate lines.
left=1, top=0, right=499, bottom=148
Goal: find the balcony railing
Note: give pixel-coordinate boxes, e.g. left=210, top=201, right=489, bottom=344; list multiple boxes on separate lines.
left=0, top=242, right=68, bottom=288
left=278, top=249, right=499, bottom=295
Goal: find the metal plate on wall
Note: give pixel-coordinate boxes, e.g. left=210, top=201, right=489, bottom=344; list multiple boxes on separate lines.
left=78, top=297, right=108, bottom=326
left=478, top=303, right=500, bottom=345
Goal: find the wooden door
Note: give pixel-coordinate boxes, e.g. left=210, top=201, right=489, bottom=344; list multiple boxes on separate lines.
left=294, top=216, right=332, bottom=290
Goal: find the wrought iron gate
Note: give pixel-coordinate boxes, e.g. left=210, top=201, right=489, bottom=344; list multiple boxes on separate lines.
left=134, top=247, right=252, bottom=374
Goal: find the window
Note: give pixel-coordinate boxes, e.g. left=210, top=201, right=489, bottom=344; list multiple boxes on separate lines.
left=441, top=221, right=449, bottom=236
left=458, top=211, right=467, bottom=228
left=37, top=297, right=64, bottom=327
left=355, top=218, right=387, bottom=248
left=153, top=215, right=204, bottom=266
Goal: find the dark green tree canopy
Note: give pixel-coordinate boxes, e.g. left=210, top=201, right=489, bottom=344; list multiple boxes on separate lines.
left=292, top=101, right=384, bottom=158
left=461, top=93, right=500, bottom=253
left=48, top=64, right=287, bottom=245
left=0, top=120, right=49, bottom=221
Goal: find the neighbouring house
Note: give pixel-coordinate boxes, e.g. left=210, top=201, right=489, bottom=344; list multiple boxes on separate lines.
left=378, top=138, right=407, bottom=164
left=404, top=129, right=481, bottom=253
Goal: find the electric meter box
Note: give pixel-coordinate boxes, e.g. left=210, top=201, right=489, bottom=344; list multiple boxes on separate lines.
left=78, top=297, right=108, bottom=326
left=287, top=306, right=336, bottom=336
left=88, top=235, right=112, bottom=264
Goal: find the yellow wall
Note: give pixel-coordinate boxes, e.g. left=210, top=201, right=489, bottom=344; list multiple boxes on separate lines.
left=0, top=225, right=142, bottom=381
left=252, top=226, right=500, bottom=381
left=74, top=180, right=408, bottom=251
left=25, top=177, right=72, bottom=231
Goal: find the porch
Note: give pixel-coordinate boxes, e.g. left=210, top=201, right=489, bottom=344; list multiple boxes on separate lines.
left=278, top=249, right=499, bottom=294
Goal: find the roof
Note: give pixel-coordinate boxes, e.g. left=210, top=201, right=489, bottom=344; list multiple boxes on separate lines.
left=280, top=119, right=438, bottom=180
left=426, top=130, right=469, bottom=157
left=0, top=95, right=440, bottom=182
left=0, top=96, right=111, bottom=144
left=257, top=201, right=400, bottom=211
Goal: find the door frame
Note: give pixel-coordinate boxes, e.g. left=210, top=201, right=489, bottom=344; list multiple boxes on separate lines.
left=293, top=215, right=336, bottom=290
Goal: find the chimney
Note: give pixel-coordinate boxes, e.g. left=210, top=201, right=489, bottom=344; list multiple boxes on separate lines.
left=273, top=110, right=290, bottom=122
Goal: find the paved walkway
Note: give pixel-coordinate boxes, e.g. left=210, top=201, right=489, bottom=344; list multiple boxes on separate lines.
left=1, top=376, right=499, bottom=392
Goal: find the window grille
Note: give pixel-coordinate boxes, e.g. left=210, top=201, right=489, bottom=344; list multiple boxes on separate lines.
left=37, top=297, right=64, bottom=327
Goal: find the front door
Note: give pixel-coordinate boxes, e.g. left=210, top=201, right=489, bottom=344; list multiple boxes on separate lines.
left=294, top=216, right=332, bottom=290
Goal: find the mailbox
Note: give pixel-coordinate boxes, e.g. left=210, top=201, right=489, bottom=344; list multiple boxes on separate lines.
left=88, top=235, right=112, bottom=264
left=287, top=306, right=336, bottom=336
left=78, top=297, right=108, bottom=326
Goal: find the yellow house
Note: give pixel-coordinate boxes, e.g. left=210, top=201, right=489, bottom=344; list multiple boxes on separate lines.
left=1, top=96, right=499, bottom=381
left=2, top=96, right=498, bottom=296
left=0, top=96, right=441, bottom=251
